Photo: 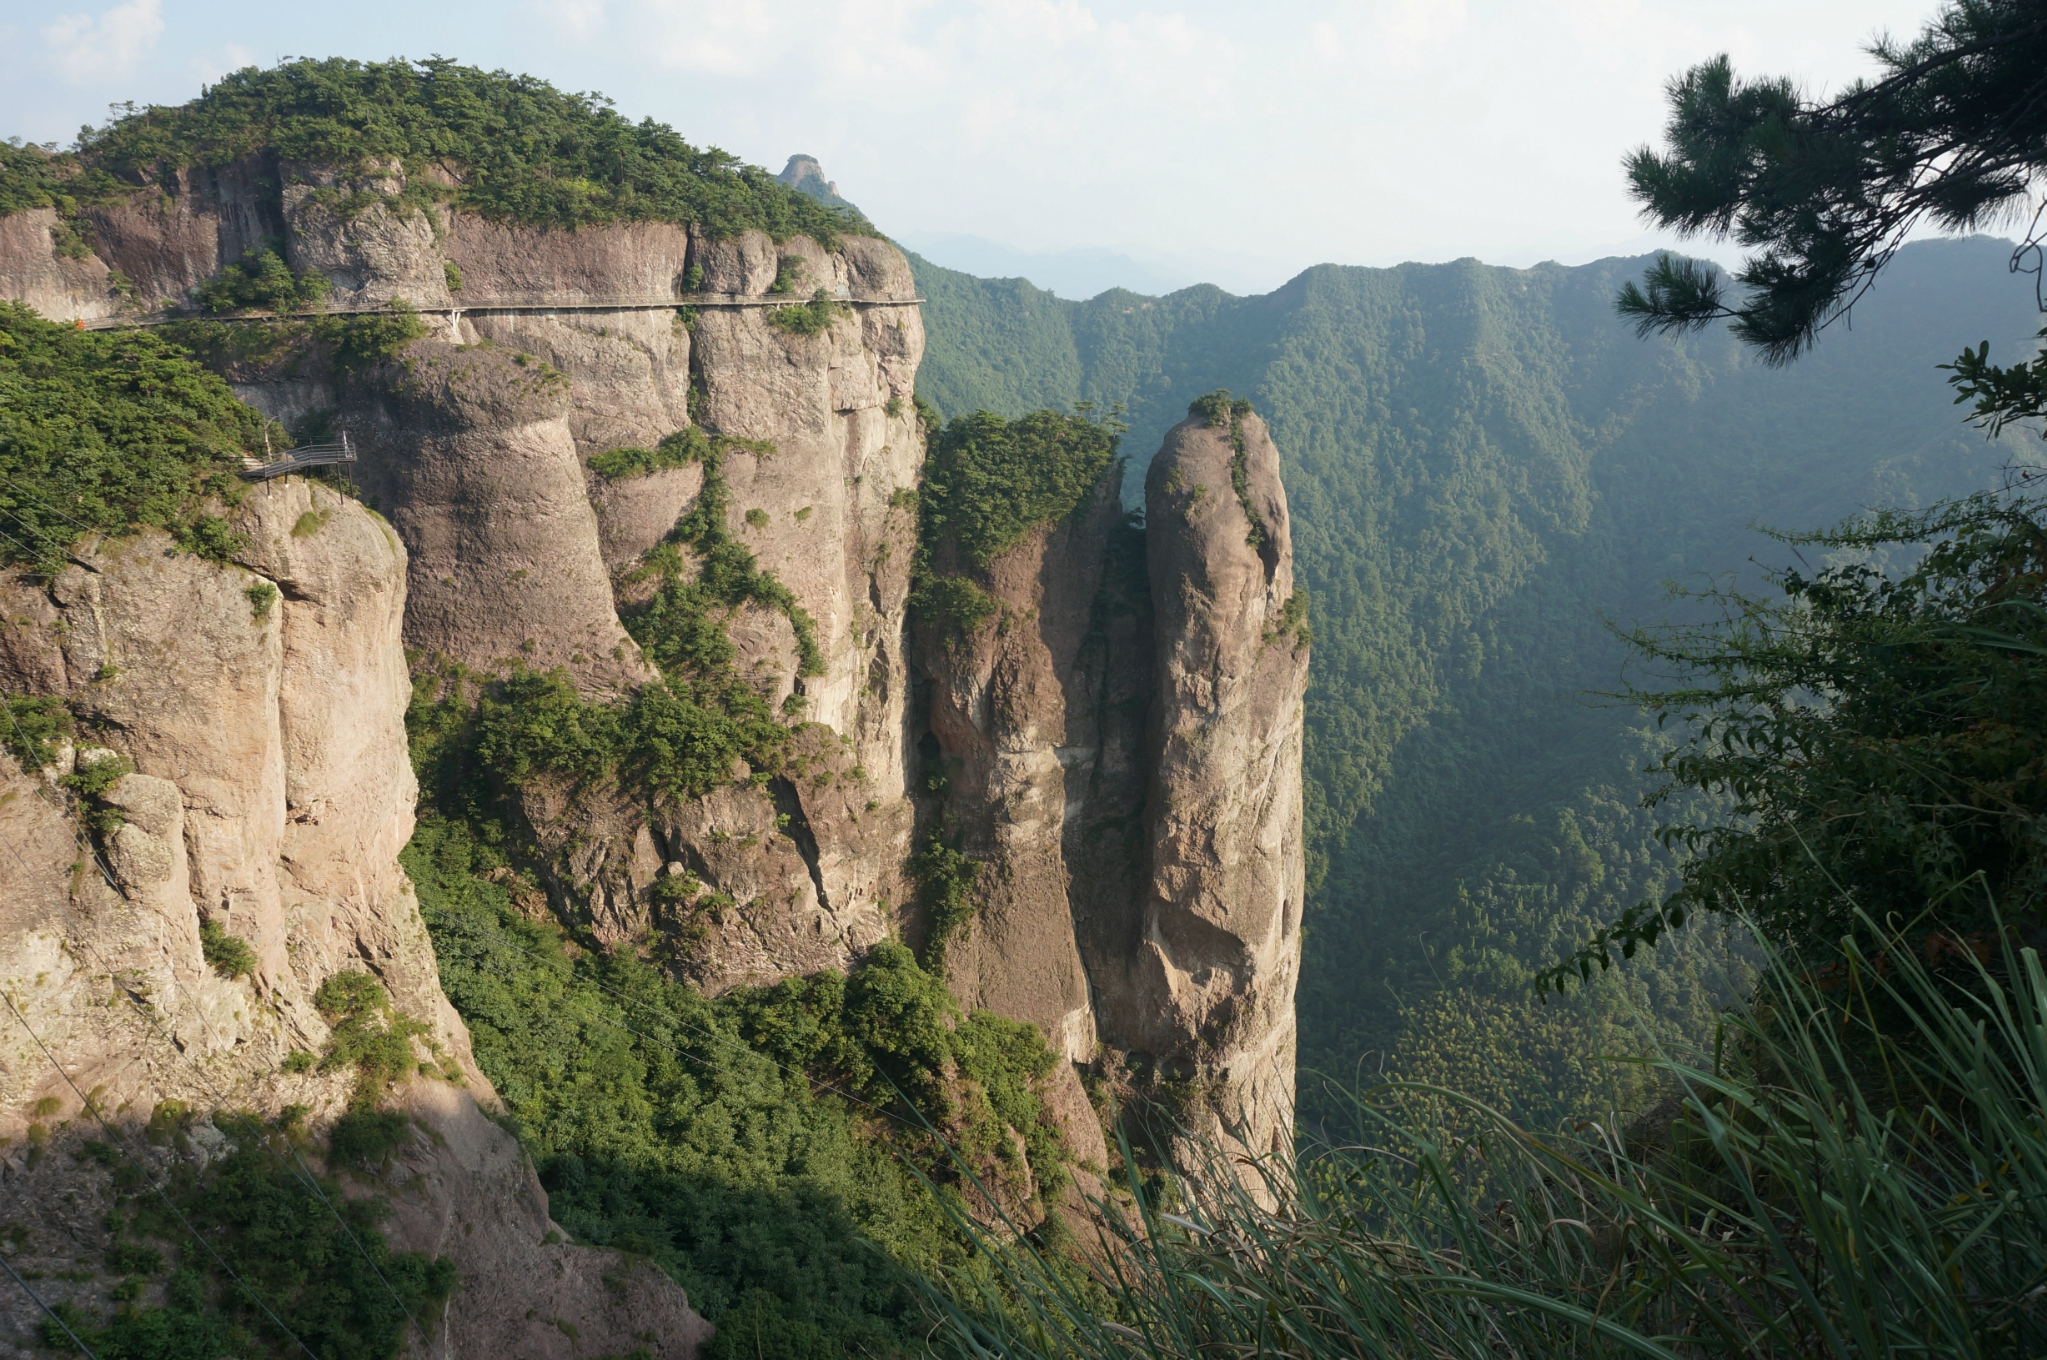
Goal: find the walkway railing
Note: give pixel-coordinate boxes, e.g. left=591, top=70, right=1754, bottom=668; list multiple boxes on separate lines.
left=78, top=290, right=923, bottom=332
left=242, top=432, right=356, bottom=480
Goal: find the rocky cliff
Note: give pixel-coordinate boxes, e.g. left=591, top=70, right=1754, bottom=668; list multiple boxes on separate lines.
left=913, top=406, right=1308, bottom=1168
left=1, top=129, right=1302, bottom=1280
left=0, top=480, right=708, bottom=1358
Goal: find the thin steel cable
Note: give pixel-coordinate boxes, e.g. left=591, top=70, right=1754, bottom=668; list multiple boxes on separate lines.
left=0, top=706, right=440, bottom=1357
left=73, top=936, right=443, bottom=1360
left=0, top=992, right=321, bottom=1360
left=0, top=1245, right=100, bottom=1359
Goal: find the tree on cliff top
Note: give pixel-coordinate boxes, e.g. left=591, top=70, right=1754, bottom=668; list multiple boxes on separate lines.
left=2, top=57, right=868, bottom=241
left=1617, top=0, right=2047, bottom=363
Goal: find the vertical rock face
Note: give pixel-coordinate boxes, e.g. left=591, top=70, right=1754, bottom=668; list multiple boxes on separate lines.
left=1135, top=412, right=1308, bottom=1159
left=915, top=473, right=1134, bottom=1063
left=0, top=483, right=709, bottom=1357
left=2, top=163, right=1303, bottom=1197
left=353, top=342, right=656, bottom=695
left=911, top=413, right=1308, bottom=1165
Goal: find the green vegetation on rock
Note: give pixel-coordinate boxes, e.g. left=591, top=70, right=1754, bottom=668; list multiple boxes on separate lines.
left=909, top=405, right=1121, bottom=643
left=767, top=289, right=851, bottom=337
left=4, top=57, right=868, bottom=241
left=41, top=1112, right=455, bottom=1360
left=197, top=919, right=257, bottom=980
left=404, top=813, right=1068, bottom=1357
left=0, top=302, right=277, bottom=569
left=194, top=248, right=333, bottom=315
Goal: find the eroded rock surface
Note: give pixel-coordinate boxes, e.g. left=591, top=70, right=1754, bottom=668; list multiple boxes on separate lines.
left=0, top=483, right=708, bottom=1358
left=1136, top=412, right=1308, bottom=1163
left=2, top=160, right=1304, bottom=1206
left=912, top=412, right=1306, bottom=1172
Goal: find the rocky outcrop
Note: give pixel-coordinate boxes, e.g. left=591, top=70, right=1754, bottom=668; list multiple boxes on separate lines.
left=912, top=411, right=1307, bottom=1172
left=0, top=483, right=708, bottom=1358
left=353, top=342, right=656, bottom=695
left=914, top=472, right=1134, bottom=1064
left=1134, top=412, right=1307, bottom=1164
left=2, top=157, right=1303, bottom=1199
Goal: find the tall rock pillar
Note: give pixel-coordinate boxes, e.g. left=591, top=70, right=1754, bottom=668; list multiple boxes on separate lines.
left=1135, top=405, right=1309, bottom=1167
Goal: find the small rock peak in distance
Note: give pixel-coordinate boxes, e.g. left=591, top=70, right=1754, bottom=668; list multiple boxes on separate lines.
left=779, top=153, right=860, bottom=214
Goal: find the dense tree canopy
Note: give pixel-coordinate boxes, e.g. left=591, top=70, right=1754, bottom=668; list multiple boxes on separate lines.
left=1, top=57, right=866, bottom=240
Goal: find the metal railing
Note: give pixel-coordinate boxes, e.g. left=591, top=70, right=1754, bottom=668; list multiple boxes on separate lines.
left=77, top=290, right=924, bottom=331
left=242, top=431, right=356, bottom=480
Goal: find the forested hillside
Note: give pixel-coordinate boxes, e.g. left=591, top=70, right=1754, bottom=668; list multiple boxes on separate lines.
left=907, top=237, right=2042, bottom=1128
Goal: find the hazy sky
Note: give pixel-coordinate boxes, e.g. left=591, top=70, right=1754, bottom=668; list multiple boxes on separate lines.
left=0, top=0, right=1947, bottom=294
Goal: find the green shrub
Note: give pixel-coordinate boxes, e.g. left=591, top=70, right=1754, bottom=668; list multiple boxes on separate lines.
left=587, top=426, right=773, bottom=482
left=406, top=814, right=1072, bottom=1354
left=313, top=970, right=429, bottom=1101
left=104, top=1242, right=162, bottom=1275
left=194, top=248, right=333, bottom=314
left=1272, top=588, right=1311, bottom=647
left=1, top=695, right=72, bottom=771
left=468, top=666, right=788, bottom=801
left=766, top=289, right=847, bottom=337
left=910, top=833, right=981, bottom=969
left=326, top=1109, right=412, bottom=1169
left=173, top=512, right=250, bottom=564
left=909, top=575, right=999, bottom=645
left=198, top=919, right=258, bottom=980
left=0, top=302, right=274, bottom=571
left=908, top=405, right=1121, bottom=646
left=916, top=406, right=1120, bottom=568
left=61, top=752, right=135, bottom=836
left=73, top=1123, right=458, bottom=1359
left=244, top=580, right=277, bottom=620
left=311, top=304, right=427, bottom=375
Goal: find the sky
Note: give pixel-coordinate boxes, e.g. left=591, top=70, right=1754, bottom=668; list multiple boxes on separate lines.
left=0, top=0, right=1949, bottom=296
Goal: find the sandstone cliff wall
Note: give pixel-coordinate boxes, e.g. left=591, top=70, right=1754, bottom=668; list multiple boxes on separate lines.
left=0, top=484, right=709, bottom=1358
left=912, top=415, right=1307, bottom=1160
left=1, top=164, right=1304, bottom=1192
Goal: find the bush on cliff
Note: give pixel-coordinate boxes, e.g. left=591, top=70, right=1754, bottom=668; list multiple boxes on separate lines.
left=403, top=814, right=1072, bottom=1358
left=45, top=1112, right=455, bottom=1360
left=910, top=406, right=1122, bottom=642
left=0, top=302, right=279, bottom=570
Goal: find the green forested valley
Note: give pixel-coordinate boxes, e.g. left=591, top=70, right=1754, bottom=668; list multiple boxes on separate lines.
left=908, top=236, right=2042, bottom=1130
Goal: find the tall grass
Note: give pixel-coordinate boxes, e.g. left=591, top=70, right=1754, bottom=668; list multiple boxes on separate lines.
left=920, top=918, right=2047, bottom=1357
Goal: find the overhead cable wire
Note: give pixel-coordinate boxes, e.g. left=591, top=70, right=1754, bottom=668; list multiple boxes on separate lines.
left=0, top=991, right=322, bottom=1360
left=0, top=1245, right=100, bottom=1360
left=0, top=706, right=440, bottom=1358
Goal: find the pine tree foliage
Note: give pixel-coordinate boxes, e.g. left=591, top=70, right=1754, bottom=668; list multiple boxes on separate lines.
left=1617, top=0, right=2047, bottom=362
